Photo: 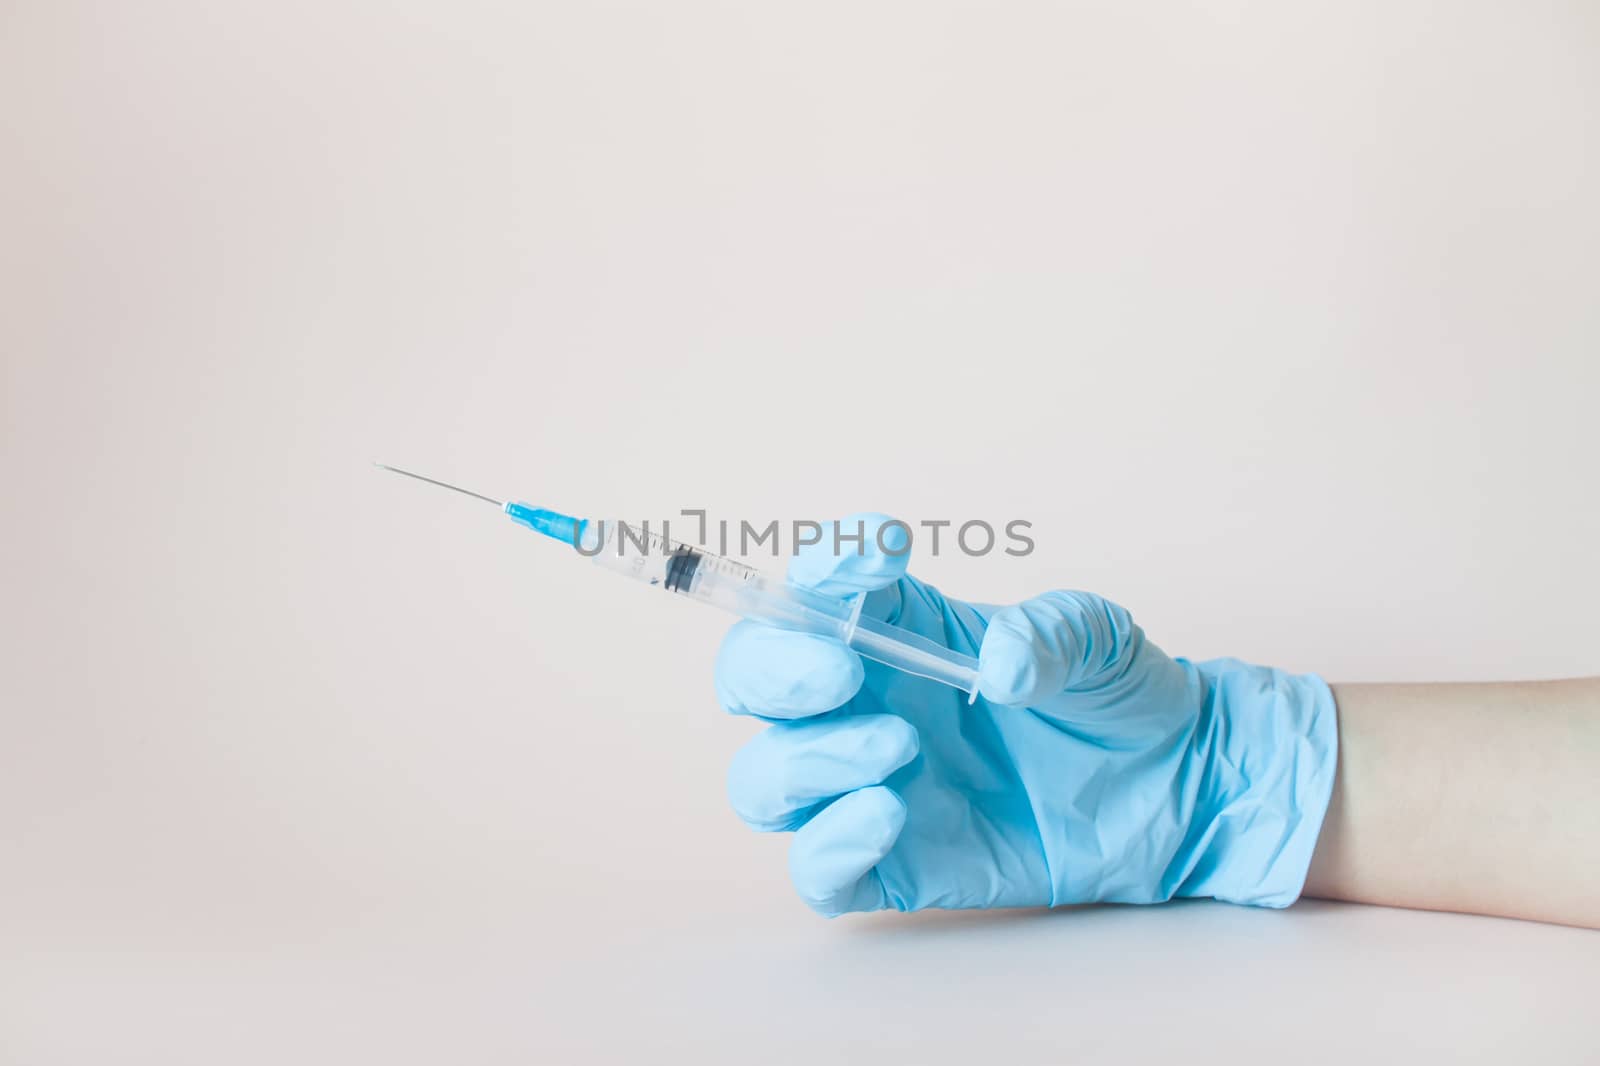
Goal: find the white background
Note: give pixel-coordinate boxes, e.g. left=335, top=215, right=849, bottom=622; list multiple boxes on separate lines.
left=3, top=2, right=1597, bottom=1062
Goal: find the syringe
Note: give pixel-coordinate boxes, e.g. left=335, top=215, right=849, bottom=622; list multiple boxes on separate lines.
left=377, top=464, right=980, bottom=698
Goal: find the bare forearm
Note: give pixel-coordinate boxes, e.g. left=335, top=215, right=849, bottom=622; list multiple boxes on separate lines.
left=1303, top=677, right=1600, bottom=928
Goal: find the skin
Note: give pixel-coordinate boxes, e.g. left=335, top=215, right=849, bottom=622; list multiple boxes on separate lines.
left=1303, top=678, right=1600, bottom=929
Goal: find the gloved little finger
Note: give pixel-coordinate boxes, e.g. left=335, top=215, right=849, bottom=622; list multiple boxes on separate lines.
left=788, top=786, right=906, bottom=917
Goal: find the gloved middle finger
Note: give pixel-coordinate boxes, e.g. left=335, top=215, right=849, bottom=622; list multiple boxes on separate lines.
left=715, top=620, right=864, bottom=719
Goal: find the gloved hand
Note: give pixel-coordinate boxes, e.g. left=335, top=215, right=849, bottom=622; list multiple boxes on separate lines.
left=717, top=514, right=1338, bottom=917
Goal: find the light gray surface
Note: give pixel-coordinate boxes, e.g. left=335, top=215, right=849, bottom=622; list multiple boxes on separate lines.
left=3, top=3, right=1597, bottom=1063
left=4, top=902, right=1598, bottom=1063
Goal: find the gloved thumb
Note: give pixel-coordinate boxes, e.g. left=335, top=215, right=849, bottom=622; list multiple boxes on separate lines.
left=977, top=590, right=1141, bottom=706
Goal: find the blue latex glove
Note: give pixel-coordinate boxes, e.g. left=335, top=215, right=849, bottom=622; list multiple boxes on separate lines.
left=718, top=514, right=1338, bottom=917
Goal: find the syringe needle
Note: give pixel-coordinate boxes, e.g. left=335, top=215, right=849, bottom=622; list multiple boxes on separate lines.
left=376, top=462, right=982, bottom=697
left=374, top=462, right=504, bottom=508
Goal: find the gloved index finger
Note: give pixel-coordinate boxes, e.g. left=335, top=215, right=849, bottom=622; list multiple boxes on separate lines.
left=717, top=514, right=920, bottom=720
left=787, top=513, right=912, bottom=598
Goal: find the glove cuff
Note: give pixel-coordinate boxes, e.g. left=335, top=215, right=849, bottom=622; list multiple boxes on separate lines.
left=1170, top=659, right=1340, bottom=908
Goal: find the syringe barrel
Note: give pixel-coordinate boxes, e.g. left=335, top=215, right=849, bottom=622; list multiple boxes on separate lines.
left=848, top=613, right=981, bottom=696
left=577, top=519, right=980, bottom=698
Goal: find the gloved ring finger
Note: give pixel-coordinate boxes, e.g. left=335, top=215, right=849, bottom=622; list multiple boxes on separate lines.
left=727, top=714, right=919, bottom=832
